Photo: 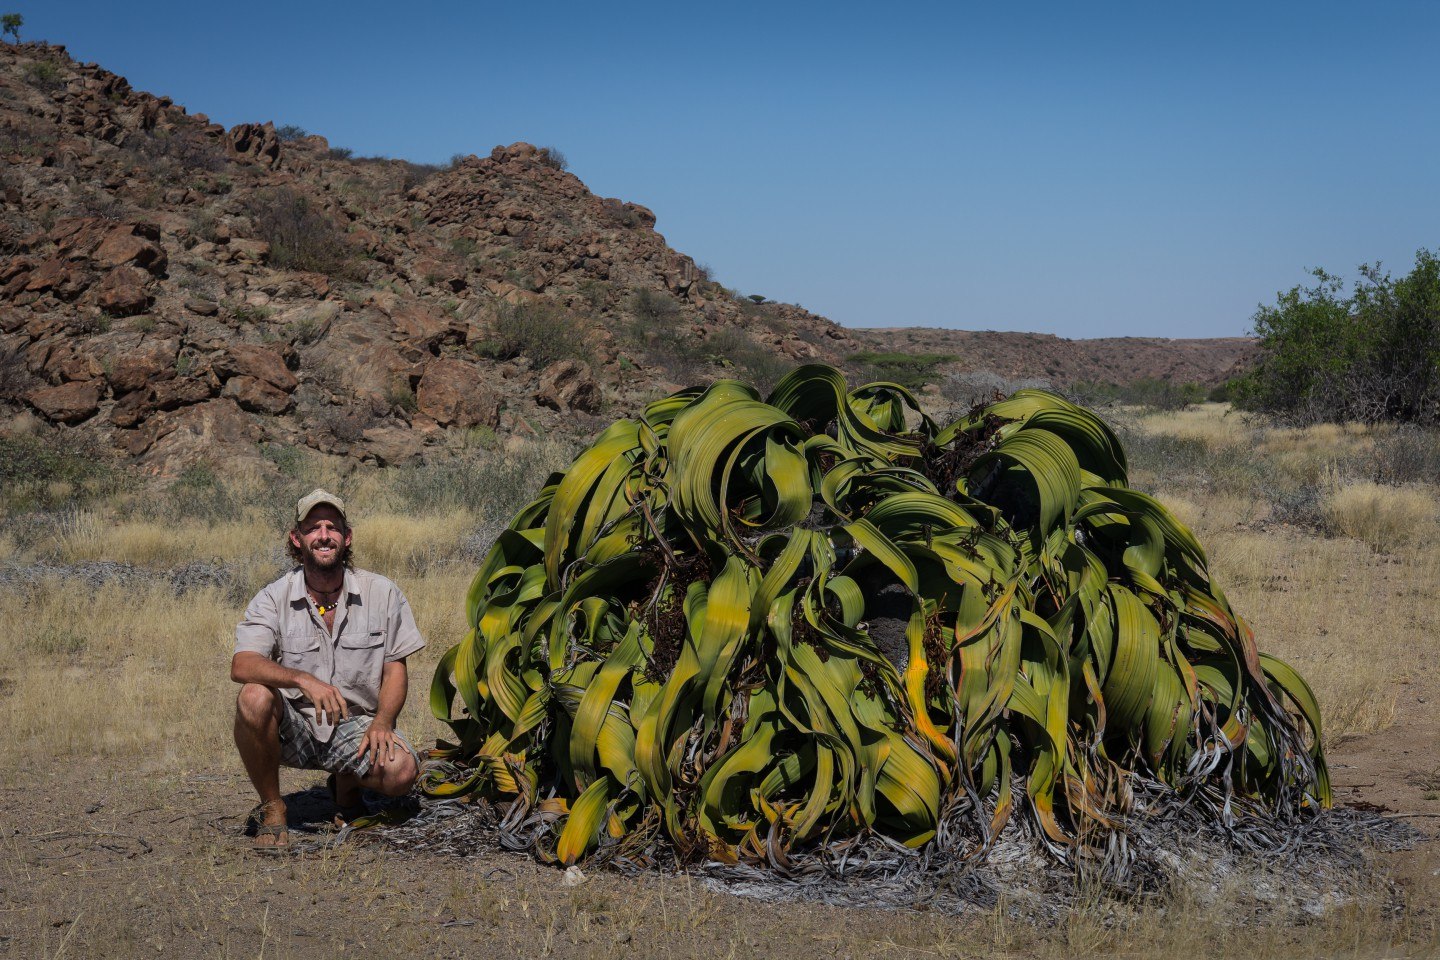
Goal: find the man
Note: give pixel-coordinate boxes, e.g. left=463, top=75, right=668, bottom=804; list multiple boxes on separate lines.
left=232, top=489, right=425, bottom=849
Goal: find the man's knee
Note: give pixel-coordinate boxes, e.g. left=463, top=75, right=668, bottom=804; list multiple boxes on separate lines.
left=235, top=683, right=279, bottom=727
left=378, top=752, right=418, bottom=796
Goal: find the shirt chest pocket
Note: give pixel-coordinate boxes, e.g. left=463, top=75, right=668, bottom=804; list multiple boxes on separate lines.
left=278, top=632, right=323, bottom=676
left=336, top=625, right=386, bottom=687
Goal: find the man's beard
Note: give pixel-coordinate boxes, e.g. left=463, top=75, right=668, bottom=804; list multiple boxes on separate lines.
left=302, top=540, right=347, bottom=570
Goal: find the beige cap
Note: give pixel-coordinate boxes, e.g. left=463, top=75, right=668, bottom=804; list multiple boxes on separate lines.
left=295, top=488, right=347, bottom=525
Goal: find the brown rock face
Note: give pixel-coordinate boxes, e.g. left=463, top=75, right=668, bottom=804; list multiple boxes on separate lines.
left=136, top=399, right=263, bottom=476
left=217, top=345, right=297, bottom=392
left=417, top=357, right=501, bottom=428
left=225, top=122, right=281, bottom=167
left=93, top=266, right=153, bottom=316
left=109, top=341, right=178, bottom=394
left=27, top=380, right=101, bottom=423
left=93, top=227, right=167, bottom=274
left=535, top=359, right=601, bottom=413
left=222, top=375, right=293, bottom=414
left=360, top=425, right=423, bottom=465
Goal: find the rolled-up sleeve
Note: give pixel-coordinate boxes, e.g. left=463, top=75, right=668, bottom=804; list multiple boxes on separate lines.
left=385, top=592, right=426, bottom=662
left=235, top=585, right=281, bottom=658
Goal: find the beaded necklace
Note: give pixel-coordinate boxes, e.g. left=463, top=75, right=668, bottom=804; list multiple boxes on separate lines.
left=307, top=579, right=342, bottom=617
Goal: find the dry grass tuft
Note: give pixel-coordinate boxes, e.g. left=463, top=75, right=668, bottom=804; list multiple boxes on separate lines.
left=1322, top=480, right=1438, bottom=552
left=352, top=509, right=477, bottom=578
left=45, top=509, right=275, bottom=567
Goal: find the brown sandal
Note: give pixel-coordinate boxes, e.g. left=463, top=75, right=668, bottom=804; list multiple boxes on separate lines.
left=249, top=799, right=290, bottom=851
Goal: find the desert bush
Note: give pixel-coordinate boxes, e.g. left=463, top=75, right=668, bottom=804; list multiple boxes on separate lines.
left=1369, top=423, right=1440, bottom=486
left=1322, top=479, right=1437, bottom=552
left=940, top=370, right=1051, bottom=409
left=275, top=124, right=308, bottom=142
left=1234, top=249, right=1440, bottom=425
left=847, top=351, right=957, bottom=390
left=536, top=145, right=568, bottom=172
left=476, top=301, right=590, bottom=367
left=245, top=186, right=355, bottom=276
left=629, top=287, right=680, bottom=327
left=398, top=160, right=443, bottom=191
left=327, top=145, right=354, bottom=160
left=124, top=129, right=229, bottom=178
left=1069, top=378, right=1207, bottom=411
left=0, top=433, right=125, bottom=511
left=703, top=326, right=791, bottom=393
left=23, top=60, right=62, bottom=90
left=63, top=187, right=126, bottom=220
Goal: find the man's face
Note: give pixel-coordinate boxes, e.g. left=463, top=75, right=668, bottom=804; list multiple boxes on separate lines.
left=290, top=504, right=352, bottom=571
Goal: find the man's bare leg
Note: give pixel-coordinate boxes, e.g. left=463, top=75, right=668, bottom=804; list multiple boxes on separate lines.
left=234, top=683, right=287, bottom=847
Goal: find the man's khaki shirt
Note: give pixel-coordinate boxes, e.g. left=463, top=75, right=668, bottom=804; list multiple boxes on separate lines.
left=235, top=567, right=425, bottom=741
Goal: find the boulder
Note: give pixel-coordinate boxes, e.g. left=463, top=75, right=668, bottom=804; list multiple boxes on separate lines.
left=109, top=341, right=178, bottom=393
left=216, top=344, right=297, bottom=392
left=361, top=425, right=423, bottom=465
left=93, top=227, right=167, bottom=274
left=225, top=122, right=281, bottom=167
left=535, top=359, right=601, bottom=414
left=93, top=266, right=152, bottom=316
left=136, top=399, right=262, bottom=475
left=214, top=345, right=296, bottom=391
left=416, top=357, right=501, bottom=428
left=228, top=238, right=270, bottom=263
left=222, top=375, right=292, bottom=414
left=152, top=375, right=217, bottom=410
left=27, top=380, right=101, bottom=423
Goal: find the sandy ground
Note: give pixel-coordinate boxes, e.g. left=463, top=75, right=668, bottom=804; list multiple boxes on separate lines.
left=1, top=689, right=1434, bottom=960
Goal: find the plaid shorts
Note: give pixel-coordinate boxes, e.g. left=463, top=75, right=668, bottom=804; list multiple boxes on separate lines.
left=277, top=695, right=421, bottom=778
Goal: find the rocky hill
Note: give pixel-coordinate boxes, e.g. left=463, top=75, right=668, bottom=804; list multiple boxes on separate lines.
left=850, top=328, right=1256, bottom=392
left=0, top=42, right=1253, bottom=478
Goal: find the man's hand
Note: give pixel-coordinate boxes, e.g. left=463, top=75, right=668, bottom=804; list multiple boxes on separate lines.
left=357, top=719, right=402, bottom=771
left=297, top=675, right=349, bottom=725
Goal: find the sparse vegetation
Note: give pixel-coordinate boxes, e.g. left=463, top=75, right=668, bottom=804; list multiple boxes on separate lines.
left=275, top=124, right=309, bottom=142
left=2, top=12, right=22, bottom=43
left=475, top=300, right=591, bottom=367
left=22, top=59, right=62, bottom=90
left=245, top=186, right=356, bottom=276
left=537, top=145, right=569, bottom=172
left=1322, top=478, right=1437, bottom=552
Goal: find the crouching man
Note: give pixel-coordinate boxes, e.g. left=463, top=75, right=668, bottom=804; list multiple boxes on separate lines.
left=232, top=489, right=425, bottom=849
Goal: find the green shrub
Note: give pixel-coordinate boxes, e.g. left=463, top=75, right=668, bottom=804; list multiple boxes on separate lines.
left=1233, top=249, right=1440, bottom=425
left=385, top=381, right=419, bottom=414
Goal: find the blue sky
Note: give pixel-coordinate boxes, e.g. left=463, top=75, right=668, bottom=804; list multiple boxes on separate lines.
left=24, top=1, right=1440, bottom=337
